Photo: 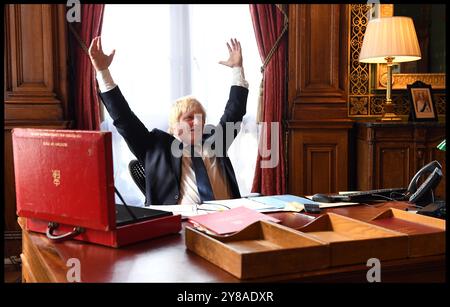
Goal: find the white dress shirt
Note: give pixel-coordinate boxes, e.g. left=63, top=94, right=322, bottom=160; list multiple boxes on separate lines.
left=96, top=66, right=248, bottom=204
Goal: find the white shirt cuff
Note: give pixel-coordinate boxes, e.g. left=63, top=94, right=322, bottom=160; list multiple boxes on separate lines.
left=232, top=66, right=249, bottom=89
left=96, top=69, right=117, bottom=93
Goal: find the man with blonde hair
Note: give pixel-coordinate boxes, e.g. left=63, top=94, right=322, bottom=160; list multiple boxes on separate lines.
left=89, top=37, right=249, bottom=205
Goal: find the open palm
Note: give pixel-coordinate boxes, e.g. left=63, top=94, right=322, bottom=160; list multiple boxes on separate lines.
left=219, top=38, right=242, bottom=68
left=88, top=36, right=115, bottom=72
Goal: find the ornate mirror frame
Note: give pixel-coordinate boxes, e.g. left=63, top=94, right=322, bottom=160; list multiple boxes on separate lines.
left=348, top=4, right=446, bottom=119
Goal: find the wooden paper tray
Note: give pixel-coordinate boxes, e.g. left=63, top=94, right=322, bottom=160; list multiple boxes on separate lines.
left=370, top=208, right=446, bottom=257
left=185, top=220, right=329, bottom=279
left=297, top=213, right=409, bottom=266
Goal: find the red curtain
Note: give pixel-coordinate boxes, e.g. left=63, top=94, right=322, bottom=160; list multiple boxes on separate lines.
left=250, top=4, right=287, bottom=195
left=71, top=4, right=105, bottom=130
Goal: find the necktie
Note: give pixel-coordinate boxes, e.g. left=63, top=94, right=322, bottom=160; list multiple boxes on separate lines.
left=190, top=147, right=215, bottom=202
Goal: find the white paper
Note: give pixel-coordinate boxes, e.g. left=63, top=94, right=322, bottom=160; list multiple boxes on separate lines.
left=304, top=195, right=359, bottom=208
left=202, top=198, right=273, bottom=210
left=146, top=205, right=208, bottom=219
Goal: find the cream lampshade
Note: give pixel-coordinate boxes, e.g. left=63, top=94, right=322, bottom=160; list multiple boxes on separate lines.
left=359, top=16, right=421, bottom=121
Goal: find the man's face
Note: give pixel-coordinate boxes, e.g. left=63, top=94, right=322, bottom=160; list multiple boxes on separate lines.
left=174, top=105, right=205, bottom=145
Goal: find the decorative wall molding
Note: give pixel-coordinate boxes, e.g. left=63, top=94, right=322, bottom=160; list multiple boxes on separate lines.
left=4, top=4, right=69, bottom=121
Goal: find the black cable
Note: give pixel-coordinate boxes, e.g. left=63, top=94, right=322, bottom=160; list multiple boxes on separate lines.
left=115, top=186, right=137, bottom=220
left=389, top=191, right=408, bottom=200
left=370, top=193, right=398, bottom=201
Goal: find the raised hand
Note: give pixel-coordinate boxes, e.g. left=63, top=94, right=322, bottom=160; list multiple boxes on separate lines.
left=219, top=38, right=243, bottom=68
left=88, top=36, right=115, bottom=72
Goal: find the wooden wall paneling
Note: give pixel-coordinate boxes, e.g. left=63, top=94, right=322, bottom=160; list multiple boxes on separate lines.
left=375, top=144, right=412, bottom=189
left=430, top=146, right=446, bottom=200
left=356, top=123, right=445, bottom=200
left=288, top=4, right=349, bottom=121
left=287, top=4, right=445, bottom=201
left=423, top=127, right=446, bottom=199
left=4, top=4, right=71, bottom=234
left=355, top=126, right=373, bottom=190
left=287, top=4, right=353, bottom=196
left=306, top=146, right=336, bottom=194
left=4, top=4, right=69, bottom=121
left=288, top=122, right=352, bottom=196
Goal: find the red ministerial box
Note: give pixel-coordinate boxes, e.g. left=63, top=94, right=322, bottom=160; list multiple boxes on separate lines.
left=12, top=128, right=181, bottom=248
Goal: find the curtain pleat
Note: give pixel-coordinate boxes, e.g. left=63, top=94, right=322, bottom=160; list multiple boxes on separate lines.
left=70, top=4, right=105, bottom=130
left=249, top=4, right=287, bottom=195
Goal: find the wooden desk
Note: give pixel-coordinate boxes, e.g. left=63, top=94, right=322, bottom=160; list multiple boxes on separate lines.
left=19, top=202, right=445, bottom=282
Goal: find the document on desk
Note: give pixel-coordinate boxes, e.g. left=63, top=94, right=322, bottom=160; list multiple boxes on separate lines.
left=202, top=198, right=273, bottom=211
left=148, top=195, right=318, bottom=219
left=248, top=194, right=318, bottom=209
left=203, top=196, right=306, bottom=213
left=146, top=202, right=259, bottom=219
left=146, top=205, right=206, bottom=218
left=304, top=196, right=359, bottom=208
left=251, top=194, right=316, bottom=204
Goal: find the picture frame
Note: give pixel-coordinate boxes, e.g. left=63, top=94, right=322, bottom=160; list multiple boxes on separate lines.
left=407, top=81, right=438, bottom=122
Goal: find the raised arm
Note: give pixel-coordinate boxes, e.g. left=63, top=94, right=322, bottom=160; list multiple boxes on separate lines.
left=88, top=36, right=152, bottom=163
left=209, top=39, right=249, bottom=154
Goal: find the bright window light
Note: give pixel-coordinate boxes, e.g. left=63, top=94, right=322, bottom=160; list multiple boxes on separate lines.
left=101, top=4, right=261, bottom=205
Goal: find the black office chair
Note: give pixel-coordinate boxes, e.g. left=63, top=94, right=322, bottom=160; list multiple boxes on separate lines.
left=128, top=159, right=146, bottom=199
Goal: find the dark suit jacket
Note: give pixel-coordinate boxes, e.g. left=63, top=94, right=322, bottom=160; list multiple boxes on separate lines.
left=99, top=85, right=249, bottom=205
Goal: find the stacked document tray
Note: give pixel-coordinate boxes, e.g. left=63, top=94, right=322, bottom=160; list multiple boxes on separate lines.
left=185, top=209, right=445, bottom=279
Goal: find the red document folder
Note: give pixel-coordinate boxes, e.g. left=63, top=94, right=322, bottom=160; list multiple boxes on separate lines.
left=188, top=206, right=280, bottom=235
left=12, top=128, right=181, bottom=247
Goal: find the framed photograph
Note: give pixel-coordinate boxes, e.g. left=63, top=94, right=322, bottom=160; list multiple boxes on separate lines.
left=407, top=81, right=438, bottom=122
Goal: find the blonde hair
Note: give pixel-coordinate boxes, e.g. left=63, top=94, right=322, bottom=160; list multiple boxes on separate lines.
left=168, top=96, right=206, bottom=134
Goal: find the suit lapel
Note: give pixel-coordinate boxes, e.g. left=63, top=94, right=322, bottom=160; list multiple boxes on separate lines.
left=168, top=137, right=183, bottom=188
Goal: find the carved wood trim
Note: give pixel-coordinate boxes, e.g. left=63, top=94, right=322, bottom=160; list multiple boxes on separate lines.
left=305, top=145, right=336, bottom=193
left=288, top=128, right=349, bottom=195
left=288, top=4, right=349, bottom=120
left=377, top=146, right=411, bottom=188
left=4, top=4, right=69, bottom=120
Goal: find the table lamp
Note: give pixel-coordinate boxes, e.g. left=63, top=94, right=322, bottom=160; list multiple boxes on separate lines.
left=359, top=17, right=421, bottom=121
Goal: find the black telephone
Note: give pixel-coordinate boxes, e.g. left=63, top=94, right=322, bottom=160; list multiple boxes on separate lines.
left=405, top=160, right=443, bottom=207
left=311, top=160, right=443, bottom=206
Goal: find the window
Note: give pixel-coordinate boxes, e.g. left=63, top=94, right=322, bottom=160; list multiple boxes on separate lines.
left=101, top=4, right=261, bottom=205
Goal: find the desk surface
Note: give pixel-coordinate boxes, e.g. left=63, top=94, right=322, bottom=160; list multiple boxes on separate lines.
left=19, top=202, right=446, bottom=282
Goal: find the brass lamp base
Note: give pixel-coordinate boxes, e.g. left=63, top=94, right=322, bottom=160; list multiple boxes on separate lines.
left=381, top=113, right=402, bottom=121
left=381, top=102, right=402, bottom=121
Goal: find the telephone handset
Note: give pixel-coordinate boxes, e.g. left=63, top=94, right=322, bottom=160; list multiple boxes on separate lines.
left=405, top=160, right=442, bottom=206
